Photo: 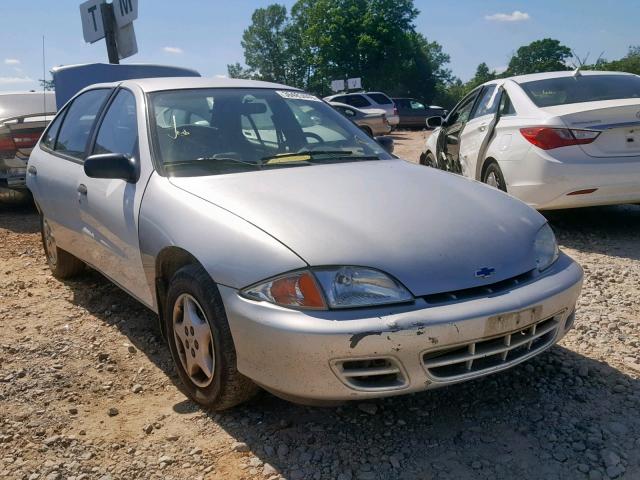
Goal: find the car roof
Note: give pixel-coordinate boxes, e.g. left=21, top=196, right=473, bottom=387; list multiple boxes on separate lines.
left=84, top=76, right=302, bottom=93
left=504, top=70, right=636, bottom=85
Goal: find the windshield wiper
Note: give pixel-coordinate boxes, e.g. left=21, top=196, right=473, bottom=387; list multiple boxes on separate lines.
left=261, top=150, right=353, bottom=162
left=165, top=157, right=261, bottom=169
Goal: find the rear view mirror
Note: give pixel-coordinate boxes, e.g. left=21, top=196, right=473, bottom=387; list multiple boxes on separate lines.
left=426, top=116, right=443, bottom=128
left=84, top=153, right=139, bottom=183
left=375, top=136, right=394, bottom=154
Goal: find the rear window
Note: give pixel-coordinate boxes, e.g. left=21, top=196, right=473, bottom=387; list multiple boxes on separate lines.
left=367, top=93, right=393, bottom=105
left=344, top=95, right=371, bottom=108
left=520, top=74, right=640, bottom=107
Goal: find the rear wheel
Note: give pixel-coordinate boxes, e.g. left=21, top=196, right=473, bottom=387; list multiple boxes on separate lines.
left=40, top=216, right=84, bottom=279
left=482, top=161, right=507, bottom=192
left=164, top=264, right=259, bottom=410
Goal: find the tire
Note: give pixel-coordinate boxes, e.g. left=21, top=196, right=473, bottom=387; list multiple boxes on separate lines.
left=40, top=216, right=84, bottom=279
left=482, top=161, right=507, bottom=192
left=164, top=264, right=259, bottom=410
left=420, top=151, right=438, bottom=168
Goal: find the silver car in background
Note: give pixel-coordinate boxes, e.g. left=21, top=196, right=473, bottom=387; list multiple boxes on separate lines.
left=329, top=101, right=392, bottom=136
left=0, top=91, right=56, bottom=203
left=27, top=78, right=583, bottom=409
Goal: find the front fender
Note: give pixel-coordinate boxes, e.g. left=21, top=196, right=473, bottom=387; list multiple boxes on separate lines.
left=138, top=173, right=307, bottom=312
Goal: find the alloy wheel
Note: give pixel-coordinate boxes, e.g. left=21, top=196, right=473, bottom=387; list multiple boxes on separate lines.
left=172, top=293, right=215, bottom=388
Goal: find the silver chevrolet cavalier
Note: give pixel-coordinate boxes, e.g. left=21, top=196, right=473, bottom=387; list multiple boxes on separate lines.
left=27, top=78, right=583, bottom=409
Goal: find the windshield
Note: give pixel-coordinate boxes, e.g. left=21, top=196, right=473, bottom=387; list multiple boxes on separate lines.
left=148, top=88, right=391, bottom=176
left=520, top=74, right=640, bottom=107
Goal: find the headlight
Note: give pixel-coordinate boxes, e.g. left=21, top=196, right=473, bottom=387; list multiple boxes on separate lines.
left=534, top=223, right=559, bottom=271
left=241, top=267, right=413, bottom=310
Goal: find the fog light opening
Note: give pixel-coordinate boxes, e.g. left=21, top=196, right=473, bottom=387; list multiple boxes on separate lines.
left=564, top=310, right=576, bottom=331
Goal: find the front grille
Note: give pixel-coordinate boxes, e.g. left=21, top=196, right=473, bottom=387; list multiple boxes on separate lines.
left=422, top=316, right=559, bottom=381
left=332, top=357, right=407, bottom=391
left=422, top=270, right=535, bottom=306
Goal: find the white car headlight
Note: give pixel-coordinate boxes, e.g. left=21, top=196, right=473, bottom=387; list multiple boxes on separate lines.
left=241, top=267, right=413, bottom=310
left=534, top=223, right=559, bottom=271
left=314, top=266, right=413, bottom=309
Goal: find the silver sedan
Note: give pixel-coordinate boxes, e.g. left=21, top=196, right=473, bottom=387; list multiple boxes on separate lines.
left=27, top=77, right=583, bottom=409
left=329, top=101, right=392, bottom=136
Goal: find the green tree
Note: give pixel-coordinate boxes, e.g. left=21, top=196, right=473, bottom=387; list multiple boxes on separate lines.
left=596, top=46, right=640, bottom=75
left=227, top=62, right=255, bottom=80
left=469, top=62, right=497, bottom=87
left=506, top=38, right=572, bottom=75
left=38, top=79, right=55, bottom=91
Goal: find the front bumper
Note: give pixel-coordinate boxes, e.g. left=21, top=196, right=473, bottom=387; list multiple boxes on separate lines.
left=221, top=253, right=583, bottom=401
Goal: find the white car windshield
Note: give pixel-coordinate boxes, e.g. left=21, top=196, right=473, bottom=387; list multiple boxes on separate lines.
left=520, top=74, right=640, bottom=107
left=148, top=88, right=391, bottom=176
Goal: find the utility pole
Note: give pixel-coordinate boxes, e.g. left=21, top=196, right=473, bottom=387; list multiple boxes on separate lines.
left=100, top=2, right=119, bottom=64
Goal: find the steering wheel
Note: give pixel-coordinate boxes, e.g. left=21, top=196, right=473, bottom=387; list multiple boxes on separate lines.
left=304, top=132, right=323, bottom=143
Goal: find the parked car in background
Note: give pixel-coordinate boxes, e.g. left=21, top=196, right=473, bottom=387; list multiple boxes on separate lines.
left=421, top=70, right=640, bottom=210
left=0, top=91, right=55, bottom=203
left=330, top=101, right=391, bottom=136
left=28, top=77, right=582, bottom=410
left=393, top=98, right=447, bottom=129
left=324, top=91, right=399, bottom=127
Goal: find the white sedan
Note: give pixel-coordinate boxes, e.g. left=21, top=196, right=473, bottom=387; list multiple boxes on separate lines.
left=421, top=70, right=640, bottom=210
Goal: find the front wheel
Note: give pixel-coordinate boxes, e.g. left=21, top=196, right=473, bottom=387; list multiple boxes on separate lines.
left=419, top=151, right=438, bottom=168
left=164, top=265, right=258, bottom=410
left=40, top=216, right=84, bottom=279
left=482, top=161, right=507, bottom=192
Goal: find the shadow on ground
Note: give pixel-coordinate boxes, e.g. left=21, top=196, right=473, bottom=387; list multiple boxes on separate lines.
left=63, top=269, right=640, bottom=480
left=0, top=202, right=39, bottom=234
left=545, top=204, right=640, bottom=261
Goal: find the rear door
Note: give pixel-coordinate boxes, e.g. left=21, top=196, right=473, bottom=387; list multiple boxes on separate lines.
left=459, top=85, right=500, bottom=178
left=79, top=88, right=154, bottom=306
left=28, top=88, right=111, bottom=258
left=436, top=89, right=480, bottom=172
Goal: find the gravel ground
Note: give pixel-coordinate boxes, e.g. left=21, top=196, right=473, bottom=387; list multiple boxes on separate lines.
left=1, top=131, right=639, bottom=480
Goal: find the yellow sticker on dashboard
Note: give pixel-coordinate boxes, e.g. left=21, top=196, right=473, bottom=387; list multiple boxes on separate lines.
left=264, top=154, right=311, bottom=164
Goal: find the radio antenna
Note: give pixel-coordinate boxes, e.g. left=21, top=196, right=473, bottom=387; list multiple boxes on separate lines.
left=42, top=35, right=46, bottom=121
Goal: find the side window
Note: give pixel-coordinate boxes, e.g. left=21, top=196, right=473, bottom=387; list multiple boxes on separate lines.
left=470, top=85, right=499, bottom=119
left=332, top=96, right=347, bottom=103
left=346, top=95, right=371, bottom=108
left=93, top=89, right=138, bottom=157
left=499, top=92, right=517, bottom=116
left=448, top=91, right=479, bottom=126
left=342, top=107, right=356, bottom=117
left=55, top=89, right=110, bottom=159
left=41, top=108, right=67, bottom=149
left=410, top=100, right=426, bottom=110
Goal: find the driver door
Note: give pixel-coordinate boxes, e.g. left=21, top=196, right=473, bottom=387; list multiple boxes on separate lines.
left=436, top=89, right=480, bottom=172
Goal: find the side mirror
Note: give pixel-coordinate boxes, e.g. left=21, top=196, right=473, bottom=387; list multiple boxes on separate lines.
left=84, top=153, right=139, bottom=183
left=375, top=136, right=394, bottom=154
left=426, top=116, right=443, bottom=128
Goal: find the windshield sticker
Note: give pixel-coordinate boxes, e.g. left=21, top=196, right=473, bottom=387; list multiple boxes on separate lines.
left=276, top=90, right=322, bottom=102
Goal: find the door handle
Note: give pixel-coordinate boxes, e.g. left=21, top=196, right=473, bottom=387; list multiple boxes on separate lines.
left=478, top=124, right=487, bottom=132
left=27, top=165, right=37, bottom=175
left=77, top=184, right=88, bottom=195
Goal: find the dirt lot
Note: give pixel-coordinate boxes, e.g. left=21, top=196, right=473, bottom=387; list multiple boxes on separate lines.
left=1, top=131, right=639, bottom=480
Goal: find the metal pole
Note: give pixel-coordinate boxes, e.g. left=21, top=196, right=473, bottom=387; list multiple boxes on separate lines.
left=100, top=2, right=119, bottom=64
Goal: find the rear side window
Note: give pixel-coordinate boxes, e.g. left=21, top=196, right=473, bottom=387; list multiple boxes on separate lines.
left=520, top=74, right=640, bottom=107
left=499, top=92, right=516, bottom=116
left=367, top=93, right=392, bottom=105
left=471, top=85, right=499, bottom=119
left=93, top=90, right=138, bottom=157
left=55, top=89, right=110, bottom=159
left=345, top=95, right=371, bottom=108
left=41, top=109, right=66, bottom=149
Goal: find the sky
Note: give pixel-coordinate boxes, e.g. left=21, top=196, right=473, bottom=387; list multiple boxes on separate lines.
left=0, top=0, right=638, bottom=92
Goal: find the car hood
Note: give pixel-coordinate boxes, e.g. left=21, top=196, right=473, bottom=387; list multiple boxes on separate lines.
left=169, top=160, right=545, bottom=296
